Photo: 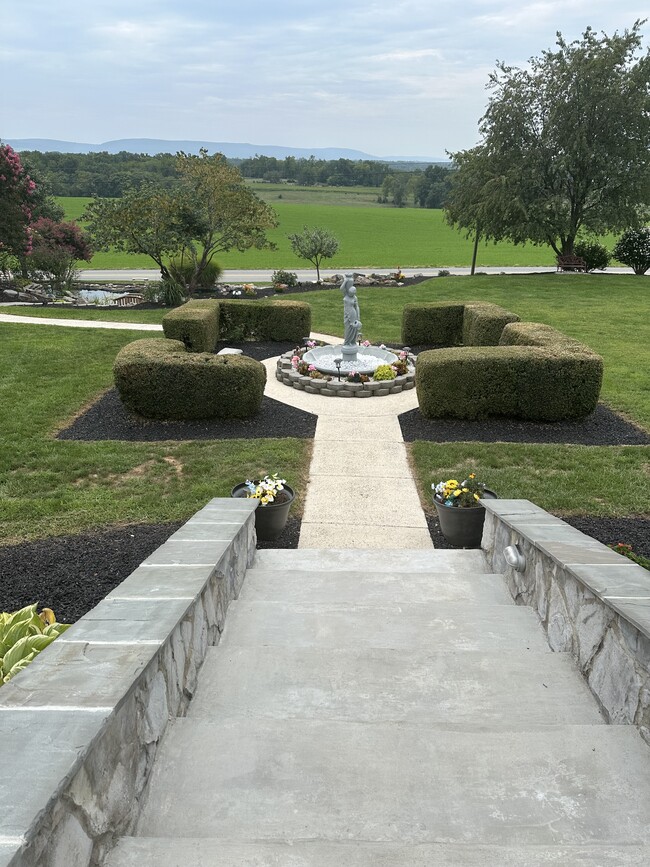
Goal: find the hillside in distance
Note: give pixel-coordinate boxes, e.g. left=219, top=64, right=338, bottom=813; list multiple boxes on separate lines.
left=6, top=137, right=445, bottom=163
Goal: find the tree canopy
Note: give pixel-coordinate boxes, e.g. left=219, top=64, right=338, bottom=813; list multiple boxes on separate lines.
left=84, top=151, right=278, bottom=292
left=446, top=22, right=650, bottom=256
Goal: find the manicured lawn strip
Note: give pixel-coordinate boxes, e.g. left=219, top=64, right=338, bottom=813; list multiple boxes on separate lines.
left=59, top=196, right=618, bottom=269
left=409, top=441, right=650, bottom=518
left=0, top=324, right=311, bottom=543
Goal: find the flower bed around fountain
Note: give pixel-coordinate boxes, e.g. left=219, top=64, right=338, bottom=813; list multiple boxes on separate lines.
left=275, top=344, right=416, bottom=397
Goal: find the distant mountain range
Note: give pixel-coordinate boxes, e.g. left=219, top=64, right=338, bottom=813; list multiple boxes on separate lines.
left=5, top=137, right=445, bottom=163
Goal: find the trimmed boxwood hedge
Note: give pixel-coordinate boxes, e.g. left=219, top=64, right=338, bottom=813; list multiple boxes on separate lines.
left=162, top=298, right=311, bottom=350
left=402, top=302, right=464, bottom=346
left=113, top=338, right=266, bottom=420
left=218, top=299, right=311, bottom=342
left=416, top=325, right=603, bottom=421
left=462, top=302, right=520, bottom=346
left=402, top=301, right=518, bottom=346
left=162, top=300, right=219, bottom=353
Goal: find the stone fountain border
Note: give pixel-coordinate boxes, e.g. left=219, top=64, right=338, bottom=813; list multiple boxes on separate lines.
left=275, top=348, right=416, bottom=397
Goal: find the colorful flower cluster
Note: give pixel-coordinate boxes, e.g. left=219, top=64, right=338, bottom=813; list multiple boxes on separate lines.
left=432, top=472, right=487, bottom=508
left=244, top=473, right=287, bottom=505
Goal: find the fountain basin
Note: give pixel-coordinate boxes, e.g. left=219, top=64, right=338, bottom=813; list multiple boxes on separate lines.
left=303, top=345, right=398, bottom=375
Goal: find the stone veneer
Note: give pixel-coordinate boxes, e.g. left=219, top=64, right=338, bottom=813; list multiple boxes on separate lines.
left=275, top=349, right=416, bottom=397
left=482, top=499, right=650, bottom=745
left=0, top=498, right=258, bottom=867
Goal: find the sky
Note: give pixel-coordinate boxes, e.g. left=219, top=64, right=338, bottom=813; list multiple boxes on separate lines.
left=2, top=1, right=648, bottom=158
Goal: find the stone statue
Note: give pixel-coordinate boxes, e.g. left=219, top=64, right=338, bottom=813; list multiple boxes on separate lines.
left=341, top=274, right=362, bottom=346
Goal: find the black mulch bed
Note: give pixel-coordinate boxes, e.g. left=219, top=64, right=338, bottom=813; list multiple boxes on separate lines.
left=399, top=403, right=650, bottom=446
left=58, top=391, right=317, bottom=443
left=0, top=517, right=302, bottom=623
left=3, top=513, right=646, bottom=624
left=57, top=341, right=316, bottom=443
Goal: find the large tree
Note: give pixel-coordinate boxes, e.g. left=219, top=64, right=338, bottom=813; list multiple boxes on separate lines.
left=84, top=151, right=277, bottom=293
left=446, top=23, right=650, bottom=256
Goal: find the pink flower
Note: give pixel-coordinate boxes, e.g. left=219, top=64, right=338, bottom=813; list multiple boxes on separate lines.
left=308, top=364, right=316, bottom=371
left=362, top=340, right=371, bottom=347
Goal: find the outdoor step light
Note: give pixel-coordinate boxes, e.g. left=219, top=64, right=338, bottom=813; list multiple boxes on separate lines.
left=503, top=544, right=526, bottom=572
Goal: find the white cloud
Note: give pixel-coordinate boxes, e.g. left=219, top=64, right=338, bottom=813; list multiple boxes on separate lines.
left=2, top=0, right=647, bottom=155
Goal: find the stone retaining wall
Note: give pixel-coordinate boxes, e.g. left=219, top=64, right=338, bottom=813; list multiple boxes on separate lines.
left=275, top=349, right=416, bottom=397
left=0, top=499, right=258, bottom=867
left=482, top=500, right=650, bottom=744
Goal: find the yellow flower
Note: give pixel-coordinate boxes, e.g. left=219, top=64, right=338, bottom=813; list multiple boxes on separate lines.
left=474, top=493, right=480, bottom=501
left=447, top=480, right=459, bottom=489
left=453, top=489, right=461, bottom=497
left=469, top=473, right=476, bottom=479
left=461, top=488, right=469, bottom=493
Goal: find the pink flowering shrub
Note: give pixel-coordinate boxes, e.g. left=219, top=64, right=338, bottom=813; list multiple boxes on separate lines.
left=27, top=217, right=93, bottom=294
left=0, top=144, right=36, bottom=257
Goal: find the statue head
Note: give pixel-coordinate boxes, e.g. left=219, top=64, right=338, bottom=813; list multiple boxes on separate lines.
left=340, top=273, right=354, bottom=295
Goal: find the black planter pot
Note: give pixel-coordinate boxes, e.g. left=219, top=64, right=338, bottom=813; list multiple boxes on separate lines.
left=231, top=482, right=295, bottom=542
left=433, top=489, right=497, bottom=548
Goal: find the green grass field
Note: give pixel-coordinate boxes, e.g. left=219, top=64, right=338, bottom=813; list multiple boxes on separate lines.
left=60, top=196, right=614, bottom=270
left=2, top=275, right=647, bottom=543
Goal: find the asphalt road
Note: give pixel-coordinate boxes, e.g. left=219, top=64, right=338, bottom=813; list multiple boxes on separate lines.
left=78, top=266, right=637, bottom=282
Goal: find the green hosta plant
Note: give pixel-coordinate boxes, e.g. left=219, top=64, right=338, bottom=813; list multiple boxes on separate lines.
left=0, top=605, right=70, bottom=684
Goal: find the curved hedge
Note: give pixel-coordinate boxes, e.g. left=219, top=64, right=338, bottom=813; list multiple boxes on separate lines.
left=416, top=345, right=602, bottom=421
left=416, top=322, right=603, bottom=421
left=162, top=298, right=311, bottom=350
left=402, top=301, right=519, bottom=346
left=114, top=338, right=266, bottom=420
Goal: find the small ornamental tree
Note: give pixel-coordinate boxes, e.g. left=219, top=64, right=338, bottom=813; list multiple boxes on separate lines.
left=27, top=218, right=93, bottom=294
left=288, top=226, right=339, bottom=282
left=612, top=227, right=650, bottom=275
left=0, top=144, right=37, bottom=258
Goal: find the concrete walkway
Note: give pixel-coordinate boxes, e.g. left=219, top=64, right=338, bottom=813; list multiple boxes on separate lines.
left=262, top=341, right=431, bottom=549
left=0, top=312, right=163, bottom=330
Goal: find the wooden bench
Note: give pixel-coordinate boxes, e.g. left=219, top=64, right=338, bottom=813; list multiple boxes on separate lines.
left=557, top=254, right=587, bottom=272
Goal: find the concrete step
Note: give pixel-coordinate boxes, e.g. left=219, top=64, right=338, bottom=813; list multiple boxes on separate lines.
left=219, top=599, right=550, bottom=652
left=187, top=646, right=604, bottom=726
left=252, top=548, right=490, bottom=573
left=105, top=838, right=650, bottom=866
left=135, top=720, right=650, bottom=845
left=239, top=569, right=512, bottom=605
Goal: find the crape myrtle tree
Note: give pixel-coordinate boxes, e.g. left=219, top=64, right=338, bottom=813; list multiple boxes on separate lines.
left=84, top=150, right=278, bottom=294
left=27, top=218, right=93, bottom=294
left=445, top=22, right=650, bottom=257
left=0, top=144, right=37, bottom=259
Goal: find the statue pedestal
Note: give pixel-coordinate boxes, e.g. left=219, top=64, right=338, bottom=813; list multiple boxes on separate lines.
left=341, top=344, right=358, bottom=363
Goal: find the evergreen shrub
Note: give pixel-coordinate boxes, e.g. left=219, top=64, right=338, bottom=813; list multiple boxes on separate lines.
left=402, top=302, right=464, bottom=345
left=113, top=338, right=266, bottom=420
left=416, top=324, right=602, bottom=421
left=461, top=302, right=520, bottom=345
left=162, top=300, right=220, bottom=352
left=218, top=300, right=311, bottom=342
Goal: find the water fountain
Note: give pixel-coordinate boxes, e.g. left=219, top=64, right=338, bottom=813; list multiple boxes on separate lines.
left=302, top=274, right=399, bottom=374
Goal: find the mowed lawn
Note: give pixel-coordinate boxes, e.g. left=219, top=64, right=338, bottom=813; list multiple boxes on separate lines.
left=0, top=324, right=312, bottom=544
left=3, top=275, right=647, bottom=534
left=60, top=196, right=589, bottom=269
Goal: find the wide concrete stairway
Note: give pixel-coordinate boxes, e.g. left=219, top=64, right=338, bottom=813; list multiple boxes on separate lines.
left=107, top=549, right=650, bottom=866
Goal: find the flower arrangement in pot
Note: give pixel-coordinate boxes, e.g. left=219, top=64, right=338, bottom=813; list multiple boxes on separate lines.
left=431, top=472, right=497, bottom=548
left=231, top=472, right=294, bottom=542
